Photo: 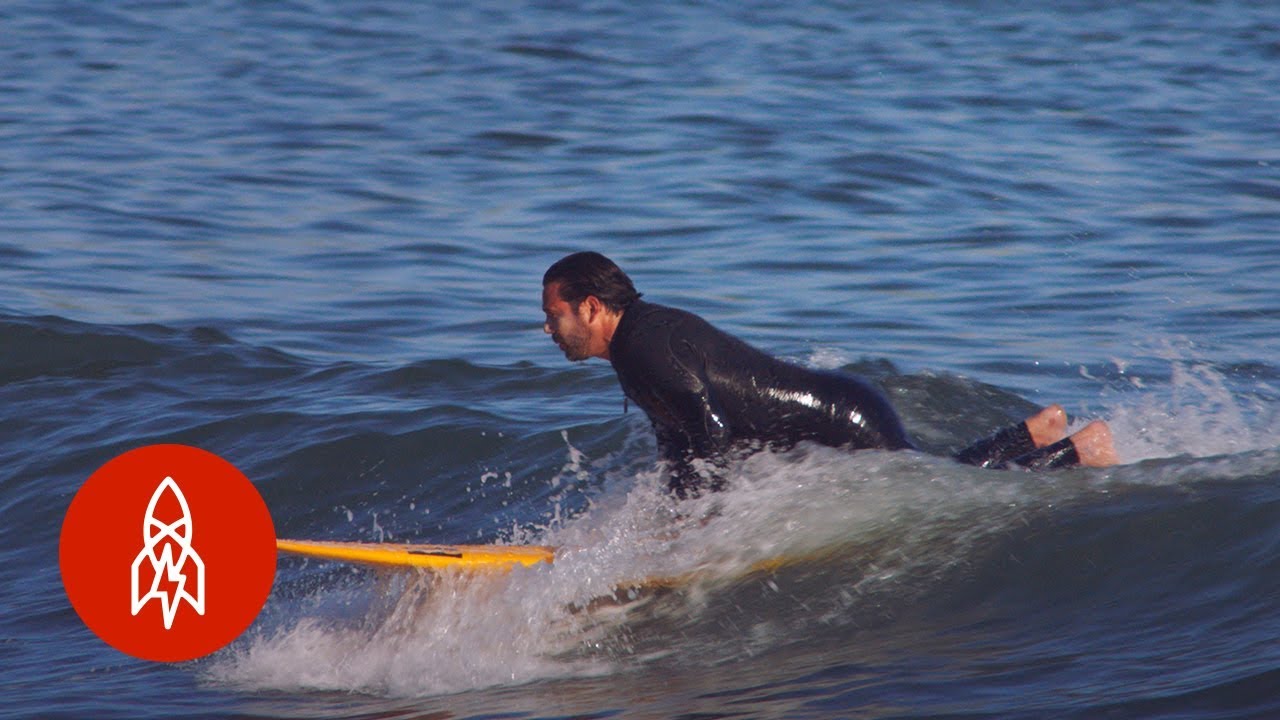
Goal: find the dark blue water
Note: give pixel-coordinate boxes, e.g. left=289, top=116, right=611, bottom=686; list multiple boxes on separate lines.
left=3, top=1, right=1279, bottom=718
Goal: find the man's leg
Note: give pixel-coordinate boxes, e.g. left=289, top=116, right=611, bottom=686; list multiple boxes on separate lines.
left=1003, top=420, right=1119, bottom=469
left=953, top=404, right=1068, bottom=468
left=1025, top=404, right=1068, bottom=447
left=1066, top=420, right=1119, bottom=467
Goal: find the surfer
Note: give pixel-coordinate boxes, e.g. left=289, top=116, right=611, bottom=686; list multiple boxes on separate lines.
left=542, top=251, right=1119, bottom=497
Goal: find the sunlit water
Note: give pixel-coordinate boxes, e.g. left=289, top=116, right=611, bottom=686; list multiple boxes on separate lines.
left=3, top=1, right=1278, bottom=718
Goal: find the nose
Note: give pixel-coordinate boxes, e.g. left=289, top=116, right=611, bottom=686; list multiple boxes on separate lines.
left=543, top=321, right=552, bottom=334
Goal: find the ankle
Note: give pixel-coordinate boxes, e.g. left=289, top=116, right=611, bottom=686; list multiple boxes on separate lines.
left=1070, top=421, right=1119, bottom=467
left=1026, top=404, right=1068, bottom=447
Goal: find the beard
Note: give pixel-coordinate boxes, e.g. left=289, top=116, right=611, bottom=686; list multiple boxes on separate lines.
left=553, top=328, right=592, bottom=361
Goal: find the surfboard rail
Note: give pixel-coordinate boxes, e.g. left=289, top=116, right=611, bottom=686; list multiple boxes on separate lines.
left=275, top=538, right=556, bottom=571
left=277, top=537, right=840, bottom=595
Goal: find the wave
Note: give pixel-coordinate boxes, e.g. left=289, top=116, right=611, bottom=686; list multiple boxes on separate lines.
left=0, top=315, right=179, bottom=384
left=10, top=313, right=1275, bottom=707
left=211, top=408, right=1280, bottom=701
left=0, top=314, right=298, bottom=386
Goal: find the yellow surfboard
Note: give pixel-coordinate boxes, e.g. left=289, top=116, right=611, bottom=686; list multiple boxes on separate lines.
left=275, top=538, right=555, bottom=572
left=276, top=537, right=856, bottom=615
left=277, top=537, right=821, bottom=588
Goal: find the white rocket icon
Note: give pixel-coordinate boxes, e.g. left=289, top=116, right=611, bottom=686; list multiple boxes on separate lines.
left=131, top=476, right=205, bottom=629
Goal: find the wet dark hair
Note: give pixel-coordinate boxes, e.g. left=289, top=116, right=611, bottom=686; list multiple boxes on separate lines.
left=542, top=251, right=642, bottom=313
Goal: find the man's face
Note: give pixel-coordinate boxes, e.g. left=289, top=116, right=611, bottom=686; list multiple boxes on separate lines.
left=542, top=282, right=593, bottom=361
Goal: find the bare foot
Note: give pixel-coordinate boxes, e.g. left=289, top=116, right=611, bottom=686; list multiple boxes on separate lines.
left=1025, top=404, right=1069, bottom=447
left=1070, top=420, right=1120, bottom=467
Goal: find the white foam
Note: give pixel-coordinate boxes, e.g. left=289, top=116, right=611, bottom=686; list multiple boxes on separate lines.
left=210, top=342, right=1278, bottom=698
left=210, top=448, right=1056, bottom=698
left=1098, top=343, right=1278, bottom=462
left=805, top=347, right=853, bottom=370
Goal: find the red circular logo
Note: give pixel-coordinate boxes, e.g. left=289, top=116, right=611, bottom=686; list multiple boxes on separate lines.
left=60, top=444, right=276, bottom=662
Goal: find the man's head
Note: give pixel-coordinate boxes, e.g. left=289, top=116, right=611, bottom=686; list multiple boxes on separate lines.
left=541, top=252, right=641, bottom=362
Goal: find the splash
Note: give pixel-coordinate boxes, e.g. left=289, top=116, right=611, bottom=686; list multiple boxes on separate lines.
left=209, top=343, right=1279, bottom=698
left=1099, top=342, right=1279, bottom=462
left=210, top=447, right=1063, bottom=698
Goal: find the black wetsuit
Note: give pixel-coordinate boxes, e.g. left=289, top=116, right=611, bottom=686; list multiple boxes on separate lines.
left=608, top=300, right=1079, bottom=496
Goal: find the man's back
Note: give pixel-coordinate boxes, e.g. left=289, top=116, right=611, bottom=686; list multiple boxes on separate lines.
left=608, top=300, right=915, bottom=493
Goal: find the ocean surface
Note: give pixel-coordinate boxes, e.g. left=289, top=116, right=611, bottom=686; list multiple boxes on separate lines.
left=3, top=1, right=1279, bottom=718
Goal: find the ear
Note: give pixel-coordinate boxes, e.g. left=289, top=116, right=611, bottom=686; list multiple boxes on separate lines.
left=581, top=295, right=605, bottom=322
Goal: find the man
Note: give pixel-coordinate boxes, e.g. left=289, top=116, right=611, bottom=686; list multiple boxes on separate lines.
left=541, top=251, right=1118, bottom=497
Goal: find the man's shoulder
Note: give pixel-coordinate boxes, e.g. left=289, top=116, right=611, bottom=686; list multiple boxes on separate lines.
left=619, top=300, right=715, bottom=340
left=616, top=300, right=773, bottom=370
left=628, top=299, right=700, bottom=321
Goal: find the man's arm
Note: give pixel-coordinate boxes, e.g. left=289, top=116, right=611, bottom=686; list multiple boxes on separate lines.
left=651, top=336, right=735, bottom=497
left=612, top=305, right=738, bottom=496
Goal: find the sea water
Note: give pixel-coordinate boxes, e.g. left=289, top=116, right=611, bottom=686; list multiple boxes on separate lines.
left=2, top=1, right=1278, bottom=718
